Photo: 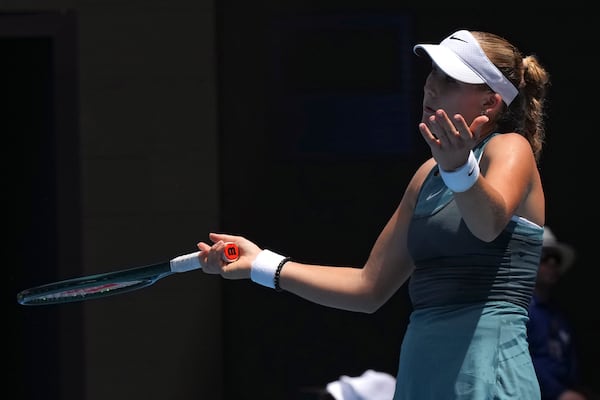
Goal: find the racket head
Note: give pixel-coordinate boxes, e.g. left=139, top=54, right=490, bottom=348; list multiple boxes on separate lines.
left=17, top=262, right=172, bottom=306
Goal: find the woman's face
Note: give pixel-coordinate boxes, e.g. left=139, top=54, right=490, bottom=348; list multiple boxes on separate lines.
left=536, top=251, right=563, bottom=288
left=421, top=64, right=491, bottom=125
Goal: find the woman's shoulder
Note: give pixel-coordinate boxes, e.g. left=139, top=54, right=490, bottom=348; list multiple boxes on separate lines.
left=403, top=157, right=437, bottom=199
left=481, top=132, right=535, bottom=162
left=414, top=157, right=437, bottom=184
left=485, top=132, right=531, bottom=149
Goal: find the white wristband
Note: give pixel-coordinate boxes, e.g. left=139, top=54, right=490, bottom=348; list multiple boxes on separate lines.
left=439, top=150, right=480, bottom=193
left=251, top=249, right=286, bottom=289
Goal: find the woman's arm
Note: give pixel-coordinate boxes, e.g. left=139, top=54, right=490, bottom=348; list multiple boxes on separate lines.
left=454, top=132, right=543, bottom=241
left=198, top=159, right=435, bottom=313
left=419, top=108, right=543, bottom=242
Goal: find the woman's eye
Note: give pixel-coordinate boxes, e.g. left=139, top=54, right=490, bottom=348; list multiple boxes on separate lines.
left=431, top=65, right=457, bottom=84
left=444, top=75, right=457, bottom=84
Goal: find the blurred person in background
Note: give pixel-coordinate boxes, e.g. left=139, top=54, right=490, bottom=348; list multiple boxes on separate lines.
left=528, top=227, right=595, bottom=400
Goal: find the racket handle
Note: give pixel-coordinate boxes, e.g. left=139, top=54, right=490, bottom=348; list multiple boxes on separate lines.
left=170, top=243, right=240, bottom=273
left=170, top=252, right=201, bottom=272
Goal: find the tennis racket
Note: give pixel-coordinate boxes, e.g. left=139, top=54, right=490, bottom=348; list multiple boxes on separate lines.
left=17, top=242, right=240, bottom=306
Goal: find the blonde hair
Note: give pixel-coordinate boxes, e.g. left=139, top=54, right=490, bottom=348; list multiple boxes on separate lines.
left=472, top=31, right=551, bottom=163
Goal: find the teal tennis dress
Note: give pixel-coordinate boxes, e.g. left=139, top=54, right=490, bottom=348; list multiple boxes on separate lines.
left=394, top=133, right=543, bottom=399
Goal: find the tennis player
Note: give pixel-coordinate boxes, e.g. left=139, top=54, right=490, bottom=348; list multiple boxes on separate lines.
left=199, top=29, right=551, bottom=399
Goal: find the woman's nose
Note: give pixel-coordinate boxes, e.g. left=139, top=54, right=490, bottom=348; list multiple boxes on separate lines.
left=424, top=83, right=435, bottom=98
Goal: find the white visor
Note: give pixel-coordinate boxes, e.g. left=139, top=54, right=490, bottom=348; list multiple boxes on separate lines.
left=413, top=30, right=518, bottom=106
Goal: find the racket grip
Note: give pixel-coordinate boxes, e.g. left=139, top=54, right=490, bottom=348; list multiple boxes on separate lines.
left=170, top=252, right=202, bottom=272
left=170, top=243, right=240, bottom=273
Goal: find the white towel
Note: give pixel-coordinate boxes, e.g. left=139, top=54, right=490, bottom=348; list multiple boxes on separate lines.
left=325, top=369, right=396, bottom=400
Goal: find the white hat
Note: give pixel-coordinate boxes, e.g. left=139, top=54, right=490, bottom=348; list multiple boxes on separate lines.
left=326, top=369, right=396, bottom=400
left=413, top=30, right=518, bottom=106
left=542, top=227, right=576, bottom=274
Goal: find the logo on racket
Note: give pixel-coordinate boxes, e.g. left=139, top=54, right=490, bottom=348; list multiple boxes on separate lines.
left=222, top=242, right=240, bottom=262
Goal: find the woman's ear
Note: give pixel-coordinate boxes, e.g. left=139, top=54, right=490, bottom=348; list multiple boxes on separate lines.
left=482, top=92, right=503, bottom=116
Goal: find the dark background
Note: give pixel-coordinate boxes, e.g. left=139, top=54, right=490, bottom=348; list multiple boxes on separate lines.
left=8, top=4, right=598, bottom=399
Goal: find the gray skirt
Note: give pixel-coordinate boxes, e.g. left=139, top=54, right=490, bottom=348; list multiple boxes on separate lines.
left=393, top=301, right=540, bottom=400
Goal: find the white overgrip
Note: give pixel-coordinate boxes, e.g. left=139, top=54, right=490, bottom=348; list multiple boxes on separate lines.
left=170, top=251, right=201, bottom=273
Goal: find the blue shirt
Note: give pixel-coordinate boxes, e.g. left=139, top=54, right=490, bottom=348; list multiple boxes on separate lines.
left=527, top=294, right=581, bottom=400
